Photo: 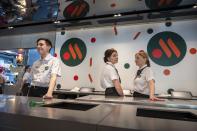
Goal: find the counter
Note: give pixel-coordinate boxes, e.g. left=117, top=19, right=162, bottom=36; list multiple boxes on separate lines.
left=0, top=95, right=113, bottom=131
left=0, top=95, right=197, bottom=131
left=77, top=95, right=197, bottom=110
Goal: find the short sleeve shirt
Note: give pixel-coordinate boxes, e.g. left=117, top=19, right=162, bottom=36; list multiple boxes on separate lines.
left=22, top=72, right=32, bottom=84
left=133, top=65, right=154, bottom=95
left=100, top=62, right=120, bottom=89
left=31, top=54, right=61, bottom=87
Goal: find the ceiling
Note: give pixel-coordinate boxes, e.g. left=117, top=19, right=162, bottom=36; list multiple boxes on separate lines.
left=0, top=0, right=196, bottom=36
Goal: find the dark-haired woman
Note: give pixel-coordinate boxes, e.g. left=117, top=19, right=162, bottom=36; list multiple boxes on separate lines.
left=100, top=48, right=124, bottom=96
left=133, top=51, right=161, bottom=101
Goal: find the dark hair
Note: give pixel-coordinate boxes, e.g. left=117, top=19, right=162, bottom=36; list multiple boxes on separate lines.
left=24, top=65, right=30, bottom=72
left=36, top=38, right=52, bottom=52
left=135, top=50, right=150, bottom=67
left=103, top=48, right=117, bottom=63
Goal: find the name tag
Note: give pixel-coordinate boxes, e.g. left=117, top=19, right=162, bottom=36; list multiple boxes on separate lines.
left=45, top=66, right=49, bottom=70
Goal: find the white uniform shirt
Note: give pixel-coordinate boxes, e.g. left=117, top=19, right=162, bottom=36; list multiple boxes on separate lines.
left=31, top=54, right=61, bottom=87
left=133, top=65, right=154, bottom=95
left=22, top=72, right=31, bottom=84
left=100, top=62, right=120, bottom=89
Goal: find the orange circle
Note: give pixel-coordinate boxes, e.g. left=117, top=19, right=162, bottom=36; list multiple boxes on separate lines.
left=163, top=69, right=170, bottom=76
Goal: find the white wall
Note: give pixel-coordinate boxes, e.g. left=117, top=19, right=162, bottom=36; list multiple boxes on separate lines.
left=55, top=19, right=197, bottom=95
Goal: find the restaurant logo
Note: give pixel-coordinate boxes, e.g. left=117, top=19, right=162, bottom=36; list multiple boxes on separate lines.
left=63, top=0, right=89, bottom=20
left=60, top=38, right=87, bottom=67
left=145, top=0, right=182, bottom=9
left=147, top=31, right=187, bottom=66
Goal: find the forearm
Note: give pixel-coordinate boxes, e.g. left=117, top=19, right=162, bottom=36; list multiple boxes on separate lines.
left=116, top=86, right=124, bottom=96
left=47, top=75, right=57, bottom=95
left=114, top=80, right=124, bottom=96
left=149, top=80, right=155, bottom=97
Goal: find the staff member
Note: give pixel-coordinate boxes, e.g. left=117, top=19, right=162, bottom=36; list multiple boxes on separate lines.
left=21, top=65, right=31, bottom=96
left=133, top=50, right=161, bottom=101
left=0, top=66, right=6, bottom=94
left=30, top=38, right=61, bottom=98
left=100, top=48, right=124, bottom=96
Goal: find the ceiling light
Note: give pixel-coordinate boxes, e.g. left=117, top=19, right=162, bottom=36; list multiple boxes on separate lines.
left=114, top=13, right=122, bottom=17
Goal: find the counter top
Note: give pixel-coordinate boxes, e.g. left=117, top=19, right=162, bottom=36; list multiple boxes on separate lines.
left=0, top=95, right=113, bottom=124
left=77, top=95, right=197, bottom=110
left=98, top=104, right=197, bottom=131
left=1, top=95, right=197, bottom=131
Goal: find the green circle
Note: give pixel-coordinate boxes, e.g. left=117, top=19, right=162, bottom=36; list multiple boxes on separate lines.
left=145, top=0, right=182, bottom=9
left=60, top=38, right=87, bottom=67
left=147, top=31, right=187, bottom=66
left=124, top=63, right=130, bottom=69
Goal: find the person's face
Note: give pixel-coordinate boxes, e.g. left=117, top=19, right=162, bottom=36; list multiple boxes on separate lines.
left=108, top=52, right=118, bottom=64
left=27, top=68, right=31, bottom=73
left=135, top=54, right=146, bottom=67
left=36, top=40, right=51, bottom=56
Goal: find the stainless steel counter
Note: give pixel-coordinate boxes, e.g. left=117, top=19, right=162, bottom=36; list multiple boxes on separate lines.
left=0, top=95, right=114, bottom=131
left=77, top=95, right=197, bottom=110
left=1, top=95, right=197, bottom=131
left=98, top=104, right=197, bottom=131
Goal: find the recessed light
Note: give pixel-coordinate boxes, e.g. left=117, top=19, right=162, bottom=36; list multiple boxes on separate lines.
left=8, top=26, right=14, bottom=29
left=54, top=21, right=61, bottom=24
left=114, top=13, right=122, bottom=17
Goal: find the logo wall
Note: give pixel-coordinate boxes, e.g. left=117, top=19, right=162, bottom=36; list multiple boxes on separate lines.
left=60, top=38, right=87, bottom=67
left=147, top=31, right=187, bottom=66
left=63, top=0, right=89, bottom=20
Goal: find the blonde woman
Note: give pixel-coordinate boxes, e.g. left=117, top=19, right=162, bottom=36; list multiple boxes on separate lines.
left=133, top=51, right=161, bottom=101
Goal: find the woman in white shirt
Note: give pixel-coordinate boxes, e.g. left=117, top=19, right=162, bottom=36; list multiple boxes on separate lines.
left=133, top=51, right=160, bottom=100
left=100, top=48, right=124, bottom=96
left=21, top=65, right=31, bottom=96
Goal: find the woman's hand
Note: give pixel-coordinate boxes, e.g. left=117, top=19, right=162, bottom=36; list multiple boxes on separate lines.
left=149, top=95, right=164, bottom=101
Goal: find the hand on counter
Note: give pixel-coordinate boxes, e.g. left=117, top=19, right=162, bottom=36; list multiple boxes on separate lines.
left=43, top=93, right=53, bottom=99
left=149, top=95, right=165, bottom=101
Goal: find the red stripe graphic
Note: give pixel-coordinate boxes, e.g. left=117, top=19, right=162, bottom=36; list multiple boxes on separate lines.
left=113, top=24, right=117, bottom=35
left=90, top=57, right=92, bottom=67
left=76, top=3, right=86, bottom=16
left=167, top=38, right=181, bottom=58
left=71, top=5, right=79, bottom=17
left=74, top=43, right=83, bottom=60
left=69, top=43, right=77, bottom=59
left=133, top=32, right=141, bottom=40
left=167, top=0, right=173, bottom=5
left=158, top=0, right=165, bottom=6
left=158, top=0, right=173, bottom=6
left=88, top=74, right=93, bottom=83
left=159, top=39, right=172, bottom=58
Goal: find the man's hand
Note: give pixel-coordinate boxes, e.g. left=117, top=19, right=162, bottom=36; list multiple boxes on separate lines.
left=43, top=92, right=53, bottom=99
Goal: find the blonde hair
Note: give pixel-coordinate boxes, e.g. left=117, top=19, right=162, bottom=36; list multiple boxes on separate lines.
left=135, top=50, right=150, bottom=67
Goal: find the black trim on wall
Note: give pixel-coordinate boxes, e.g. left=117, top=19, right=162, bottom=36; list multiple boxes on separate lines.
left=0, top=4, right=196, bottom=30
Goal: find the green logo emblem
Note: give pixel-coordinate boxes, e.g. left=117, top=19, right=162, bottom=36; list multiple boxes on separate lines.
left=60, top=38, right=87, bottom=67
left=147, top=31, right=187, bottom=66
left=63, top=0, right=89, bottom=20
